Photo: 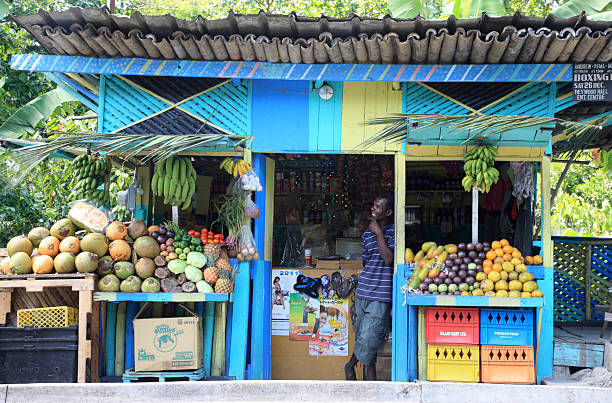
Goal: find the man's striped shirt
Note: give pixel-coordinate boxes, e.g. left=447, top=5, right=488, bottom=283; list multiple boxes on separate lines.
left=355, top=223, right=394, bottom=303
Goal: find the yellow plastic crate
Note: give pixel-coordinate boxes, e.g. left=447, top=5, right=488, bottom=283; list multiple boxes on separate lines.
left=427, top=344, right=480, bottom=382
left=17, top=306, right=78, bottom=328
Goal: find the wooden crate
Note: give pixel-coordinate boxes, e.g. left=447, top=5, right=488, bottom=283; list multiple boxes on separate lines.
left=0, top=274, right=99, bottom=383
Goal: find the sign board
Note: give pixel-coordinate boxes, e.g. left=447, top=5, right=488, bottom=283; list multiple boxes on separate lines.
left=573, top=63, right=612, bottom=101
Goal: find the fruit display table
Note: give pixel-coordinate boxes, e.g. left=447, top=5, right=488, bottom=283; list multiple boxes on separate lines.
left=0, top=273, right=98, bottom=383
left=93, top=292, right=231, bottom=302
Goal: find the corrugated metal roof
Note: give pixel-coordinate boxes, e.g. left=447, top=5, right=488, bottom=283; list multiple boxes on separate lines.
left=11, top=7, right=612, bottom=64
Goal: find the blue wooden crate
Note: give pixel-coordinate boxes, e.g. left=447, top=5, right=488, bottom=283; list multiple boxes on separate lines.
left=480, top=308, right=534, bottom=346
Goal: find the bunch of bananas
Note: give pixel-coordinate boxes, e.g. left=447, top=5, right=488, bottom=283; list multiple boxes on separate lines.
left=219, top=158, right=252, bottom=177
left=151, top=156, right=196, bottom=210
left=70, top=153, right=112, bottom=205
left=462, top=145, right=500, bottom=193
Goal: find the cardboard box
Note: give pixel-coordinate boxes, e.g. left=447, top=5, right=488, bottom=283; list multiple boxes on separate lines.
left=133, top=303, right=203, bottom=372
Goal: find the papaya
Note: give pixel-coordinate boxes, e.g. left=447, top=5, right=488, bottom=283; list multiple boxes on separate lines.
left=414, top=250, right=425, bottom=262
left=417, top=266, right=430, bottom=281
left=444, top=244, right=458, bottom=254
left=428, top=265, right=441, bottom=278
left=426, top=244, right=438, bottom=259
left=421, top=242, right=436, bottom=253
left=436, top=251, right=448, bottom=263
left=432, top=245, right=445, bottom=258
left=405, top=248, right=415, bottom=263
left=408, top=276, right=422, bottom=290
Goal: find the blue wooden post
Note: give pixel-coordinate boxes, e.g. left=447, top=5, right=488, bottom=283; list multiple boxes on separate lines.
left=392, top=264, right=410, bottom=382
left=203, top=302, right=215, bottom=376
left=124, top=301, right=139, bottom=371
left=225, top=302, right=233, bottom=376
left=228, top=260, right=251, bottom=380
left=104, top=302, right=117, bottom=377
left=249, top=153, right=273, bottom=379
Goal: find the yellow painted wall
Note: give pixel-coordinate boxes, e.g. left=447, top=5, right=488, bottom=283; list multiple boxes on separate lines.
left=403, top=145, right=545, bottom=160
left=341, top=82, right=402, bottom=153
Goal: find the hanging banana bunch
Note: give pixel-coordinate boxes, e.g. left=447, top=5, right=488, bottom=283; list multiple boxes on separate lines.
left=219, top=157, right=252, bottom=177
left=462, top=145, right=499, bottom=193
left=151, top=156, right=196, bottom=210
left=70, top=152, right=112, bottom=206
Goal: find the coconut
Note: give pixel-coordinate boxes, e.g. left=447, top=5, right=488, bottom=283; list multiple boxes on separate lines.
left=54, top=252, right=76, bottom=273
left=59, top=236, right=80, bottom=254
left=114, top=261, right=135, bottom=280
left=135, top=257, right=156, bottom=279
left=97, top=256, right=115, bottom=276
left=98, top=274, right=120, bottom=292
left=0, top=257, right=10, bottom=274
left=108, top=239, right=131, bottom=261
left=75, top=251, right=99, bottom=273
left=9, top=252, right=32, bottom=274
left=28, top=227, right=50, bottom=248
left=50, top=218, right=76, bottom=241
left=80, top=233, right=109, bottom=257
left=120, top=275, right=142, bottom=292
left=7, top=236, right=33, bottom=257
left=141, top=277, right=161, bottom=293
left=32, top=255, right=54, bottom=274
left=133, top=236, right=160, bottom=259
left=127, top=220, right=148, bottom=239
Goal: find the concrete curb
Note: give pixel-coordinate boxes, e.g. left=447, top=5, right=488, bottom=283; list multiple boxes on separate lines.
left=1, top=381, right=610, bottom=403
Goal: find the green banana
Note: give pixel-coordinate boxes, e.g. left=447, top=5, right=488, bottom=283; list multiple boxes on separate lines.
left=151, top=172, right=159, bottom=196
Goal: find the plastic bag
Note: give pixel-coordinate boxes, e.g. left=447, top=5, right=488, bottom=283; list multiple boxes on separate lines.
left=237, top=224, right=259, bottom=261
left=226, top=177, right=249, bottom=198
left=241, top=172, right=263, bottom=192
left=245, top=197, right=260, bottom=219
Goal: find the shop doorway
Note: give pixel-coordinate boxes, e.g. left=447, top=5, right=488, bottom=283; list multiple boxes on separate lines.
left=269, top=153, right=394, bottom=381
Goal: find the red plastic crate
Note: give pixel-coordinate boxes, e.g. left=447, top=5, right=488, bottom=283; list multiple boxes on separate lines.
left=425, top=307, right=479, bottom=345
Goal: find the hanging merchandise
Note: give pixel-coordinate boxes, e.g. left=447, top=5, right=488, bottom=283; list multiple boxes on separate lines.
left=219, top=157, right=253, bottom=178
left=462, top=145, right=499, bottom=193
left=151, top=156, right=196, bottom=209
left=70, top=152, right=112, bottom=206
left=511, top=162, right=534, bottom=203
left=241, top=171, right=263, bottom=192
left=238, top=224, right=259, bottom=261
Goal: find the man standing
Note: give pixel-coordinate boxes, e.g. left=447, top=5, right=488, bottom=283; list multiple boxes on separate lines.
left=345, top=195, right=394, bottom=381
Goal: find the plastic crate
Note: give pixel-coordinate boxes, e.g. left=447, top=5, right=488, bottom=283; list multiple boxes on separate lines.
left=480, top=308, right=534, bottom=346
left=425, top=307, right=479, bottom=345
left=17, top=306, right=78, bottom=328
left=0, top=325, right=78, bottom=383
left=481, top=346, right=535, bottom=384
left=427, top=344, right=480, bottom=382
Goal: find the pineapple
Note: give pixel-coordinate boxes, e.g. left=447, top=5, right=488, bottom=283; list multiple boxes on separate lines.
left=215, top=266, right=233, bottom=293
left=204, top=244, right=221, bottom=260
left=216, top=258, right=231, bottom=271
left=203, top=266, right=219, bottom=284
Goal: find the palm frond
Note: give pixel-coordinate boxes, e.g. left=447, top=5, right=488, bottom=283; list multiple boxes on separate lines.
left=3, top=131, right=252, bottom=184
left=358, top=113, right=603, bottom=157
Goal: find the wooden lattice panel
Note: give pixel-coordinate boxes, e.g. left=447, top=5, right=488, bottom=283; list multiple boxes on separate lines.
left=553, top=241, right=588, bottom=322
left=590, top=245, right=612, bottom=321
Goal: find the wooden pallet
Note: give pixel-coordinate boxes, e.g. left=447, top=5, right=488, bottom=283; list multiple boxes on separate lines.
left=122, top=367, right=206, bottom=383
left=0, top=273, right=98, bottom=383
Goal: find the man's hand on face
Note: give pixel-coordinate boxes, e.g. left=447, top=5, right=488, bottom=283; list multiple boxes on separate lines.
left=368, top=216, right=382, bottom=235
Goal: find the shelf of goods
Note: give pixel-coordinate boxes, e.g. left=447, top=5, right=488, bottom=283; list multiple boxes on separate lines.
left=94, top=292, right=231, bottom=302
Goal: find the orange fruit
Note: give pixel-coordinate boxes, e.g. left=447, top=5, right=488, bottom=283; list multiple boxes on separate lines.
left=486, top=250, right=497, bottom=261
left=500, top=239, right=510, bottom=247
left=491, top=241, right=501, bottom=250
left=533, top=255, right=543, bottom=265
left=483, top=259, right=493, bottom=267
left=503, top=245, right=513, bottom=254
left=520, top=257, right=525, bottom=263
left=492, top=263, right=503, bottom=272
left=495, top=248, right=504, bottom=257
left=512, top=247, right=520, bottom=255
left=483, top=265, right=492, bottom=274
left=503, top=254, right=512, bottom=262
left=494, top=256, right=504, bottom=265
left=525, top=256, right=534, bottom=265
left=511, top=250, right=521, bottom=259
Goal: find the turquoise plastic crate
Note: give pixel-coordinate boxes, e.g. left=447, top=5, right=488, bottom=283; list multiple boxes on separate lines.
left=480, top=308, right=534, bottom=346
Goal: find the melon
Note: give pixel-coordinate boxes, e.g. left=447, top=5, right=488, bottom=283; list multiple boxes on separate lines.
left=59, top=236, right=80, bottom=254
left=54, top=252, right=76, bottom=274
left=133, top=236, right=160, bottom=259
left=9, top=252, right=32, bottom=274
left=75, top=251, right=99, bottom=273
left=38, top=236, right=60, bottom=257
left=97, top=256, right=115, bottom=276
left=50, top=218, right=76, bottom=241
left=127, top=220, right=148, bottom=239
left=7, top=236, right=33, bottom=257
left=0, top=257, right=10, bottom=274
left=28, top=227, right=50, bottom=248
left=98, top=274, right=120, bottom=292
left=106, top=221, right=128, bottom=241
left=80, top=233, right=109, bottom=257
left=32, top=254, right=54, bottom=274
left=108, top=240, right=131, bottom=261
left=68, top=202, right=108, bottom=233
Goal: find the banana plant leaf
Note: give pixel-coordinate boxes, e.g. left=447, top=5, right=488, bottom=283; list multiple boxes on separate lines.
left=552, top=0, right=612, bottom=20
left=0, top=88, right=75, bottom=139
left=0, top=0, right=9, bottom=20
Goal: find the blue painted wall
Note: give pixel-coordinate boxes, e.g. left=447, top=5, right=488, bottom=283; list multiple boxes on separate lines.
left=251, top=80, right=310, bottom=152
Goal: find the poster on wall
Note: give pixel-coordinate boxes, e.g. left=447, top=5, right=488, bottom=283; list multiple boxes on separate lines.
left=271, top=269, right=302, bottom=336
left=289, top=293, right=320, bottom=341
left=308, top=297, right=350, bottom=357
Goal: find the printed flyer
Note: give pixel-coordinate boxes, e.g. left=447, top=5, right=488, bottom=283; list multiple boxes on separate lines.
left=289, top=293, right=320, bottom=341
left=308, top=296, right=349, bottom=356
left=271, top=269, right=301, bottom=336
